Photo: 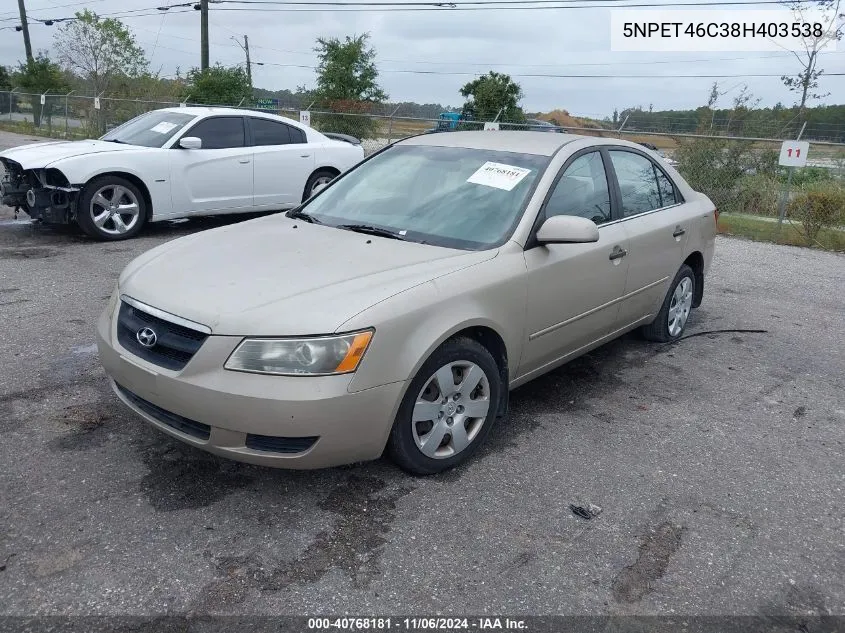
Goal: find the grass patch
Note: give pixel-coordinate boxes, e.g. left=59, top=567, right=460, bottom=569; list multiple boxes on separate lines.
left=718, top=213, right=845, bottom=252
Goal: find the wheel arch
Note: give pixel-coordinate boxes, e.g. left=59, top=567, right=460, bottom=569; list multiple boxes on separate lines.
left=683, top=250, right=705, bottom=307
left=82, top=171, right=153, bottom=220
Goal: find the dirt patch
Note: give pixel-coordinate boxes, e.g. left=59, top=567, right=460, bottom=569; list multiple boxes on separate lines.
left=193, top=475, right=413, bottom=610
left=612, top=522, right=686, bottom=603
left=0, top=247, right=59, bottom=260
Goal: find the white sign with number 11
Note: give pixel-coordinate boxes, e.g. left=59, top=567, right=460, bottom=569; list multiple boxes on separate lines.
left=778, top=140, right=809, bottom=167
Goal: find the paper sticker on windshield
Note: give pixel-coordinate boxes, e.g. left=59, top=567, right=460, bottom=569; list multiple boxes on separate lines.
left=466, top=162, right=531, bottom=191
left=150, top=122, right=178, bottom=134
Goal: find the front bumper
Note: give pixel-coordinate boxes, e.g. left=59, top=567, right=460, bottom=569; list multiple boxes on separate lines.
left=96, top=302, right=407, bottom=469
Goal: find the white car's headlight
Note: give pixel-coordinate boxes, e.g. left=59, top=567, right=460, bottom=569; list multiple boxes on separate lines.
left=224, top=330, right=374, bottom=376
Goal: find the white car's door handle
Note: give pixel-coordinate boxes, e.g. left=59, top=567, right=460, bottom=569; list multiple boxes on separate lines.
left=238, top=159, right=251, bottom=164
left=300, top=154, right=311, bottom=158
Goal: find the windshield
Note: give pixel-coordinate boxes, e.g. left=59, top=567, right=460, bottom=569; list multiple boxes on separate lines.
left=101, top=111, right=196, bottom=148
left=297, top=145, right=550, bottom=250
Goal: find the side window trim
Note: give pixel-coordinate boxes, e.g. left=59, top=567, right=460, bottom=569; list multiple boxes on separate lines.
left=174, top=115, right=246, bottom=149
left=603, top=146, right=685, bottom=224
left=525, top=147, right=617, bottom=249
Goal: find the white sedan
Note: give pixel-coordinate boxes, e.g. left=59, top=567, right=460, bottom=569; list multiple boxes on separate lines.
left=0, top=107, right=365, bottom=240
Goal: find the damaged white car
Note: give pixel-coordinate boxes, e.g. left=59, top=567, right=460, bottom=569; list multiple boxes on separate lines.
left=0, top=107, right=364, bottom=240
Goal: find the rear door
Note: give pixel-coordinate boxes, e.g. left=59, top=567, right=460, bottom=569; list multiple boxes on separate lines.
left=169, top=116, right=253, bottom=214
left=248, top=116, right=315, bottom=208
left=518, top=150, right=631, bottom=379
left=605, top=148, right=697, bottom=324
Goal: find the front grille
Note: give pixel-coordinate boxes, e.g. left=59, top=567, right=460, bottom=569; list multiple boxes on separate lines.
left=117, top=300, right=208, bottom=371
left=115, top=382, right=211, bottom=440
left=245, top=433, right=319, bottom=454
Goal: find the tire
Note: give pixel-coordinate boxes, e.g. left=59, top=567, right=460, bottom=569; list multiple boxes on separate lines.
left=640, top=264, right=696, bottom=343
left=302, top=169, right=337, bottom=202
left=76, top=176, right=147, bottom=241
left=387, top=337, right=502, bottom=475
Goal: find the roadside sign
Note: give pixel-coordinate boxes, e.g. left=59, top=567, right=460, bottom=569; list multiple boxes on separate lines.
left=256, top=97, right=279, bottom=110
left=299, top=110, right=311, bottom=127
left=40, top=94, right=45, bottom=105
left=778, top=140, right=809, bottom=167
left=484, top=122, right=500, bottom=131
left=94, top=97, right=101, bottom=110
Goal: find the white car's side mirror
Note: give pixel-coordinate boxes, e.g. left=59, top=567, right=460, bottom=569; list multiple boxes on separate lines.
left=179, top=137, right=202, bottom=150
left=536, top=215, right=600, bottom=244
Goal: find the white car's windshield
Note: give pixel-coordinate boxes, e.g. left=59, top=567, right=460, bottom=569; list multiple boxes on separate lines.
left=297, top=145, right=550, bottom=250
left=101, top=111, right=196, bottom=148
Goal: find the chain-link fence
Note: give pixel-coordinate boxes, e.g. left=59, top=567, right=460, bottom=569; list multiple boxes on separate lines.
left=2, top=90, right=844, bottom=240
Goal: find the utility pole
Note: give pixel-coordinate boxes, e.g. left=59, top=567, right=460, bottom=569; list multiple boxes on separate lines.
left=200, top=0, right=209, bottom=70
left=17, top=0, right=33, bottom=62
left=232, top=35, right=252, bottom=88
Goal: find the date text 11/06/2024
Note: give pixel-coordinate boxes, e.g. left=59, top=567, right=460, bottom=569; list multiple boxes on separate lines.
left=307, top=618, right=528, bottom=631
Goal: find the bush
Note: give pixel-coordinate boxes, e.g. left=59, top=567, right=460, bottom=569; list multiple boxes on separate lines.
left=786, top=182, right=845, bottom=242
left=734, top=174, right=780, bottom=215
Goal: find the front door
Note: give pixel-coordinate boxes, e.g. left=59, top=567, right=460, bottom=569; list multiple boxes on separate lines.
left=170, top=116, right=253, bottom=214
left=518, top=150, right=630, bottom=380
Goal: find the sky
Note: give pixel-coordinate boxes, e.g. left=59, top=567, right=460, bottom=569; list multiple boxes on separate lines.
left=1, top=0, right=844, bottom=118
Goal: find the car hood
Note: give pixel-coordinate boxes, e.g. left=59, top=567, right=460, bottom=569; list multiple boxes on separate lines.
left=0, top=139, right=138, bottom=169
left=119, top=214, right=497, bottom=336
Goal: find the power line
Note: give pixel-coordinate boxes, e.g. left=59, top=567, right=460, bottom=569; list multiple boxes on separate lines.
left=209, top=0, right=822, bottom=9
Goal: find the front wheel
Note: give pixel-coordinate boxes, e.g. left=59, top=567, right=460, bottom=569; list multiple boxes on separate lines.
left=76, top=176, right=147, bottom=240
left=641, top=264, right=695, bottom=342
left=387, top=337, right=502, bottom=475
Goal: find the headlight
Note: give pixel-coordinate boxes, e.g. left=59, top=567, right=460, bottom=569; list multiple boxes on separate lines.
left=224, top=330, right=374, bottom=376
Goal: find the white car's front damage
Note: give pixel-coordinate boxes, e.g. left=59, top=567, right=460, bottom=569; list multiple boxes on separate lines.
left=0, top=140, right=133, bottom=223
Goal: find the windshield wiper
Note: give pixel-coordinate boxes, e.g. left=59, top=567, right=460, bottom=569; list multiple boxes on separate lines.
left=287, top=209, right=321, bottom=224
left=336, top=224, right=407, bottom=241
left=105, top=139, right=128, bottom=144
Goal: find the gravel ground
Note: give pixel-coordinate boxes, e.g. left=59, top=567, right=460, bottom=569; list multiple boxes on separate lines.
left=1, top=129, right=844, bottom=622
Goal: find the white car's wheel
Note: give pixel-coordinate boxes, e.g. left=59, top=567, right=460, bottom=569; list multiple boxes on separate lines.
left=77, top=176, right=147, bottom=241
left=303, top=169, right=338, bottom=201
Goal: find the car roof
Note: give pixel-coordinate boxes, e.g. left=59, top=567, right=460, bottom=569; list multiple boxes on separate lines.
left=398, top=131, right=659, bottom=157
left=159, top=106, right=307, bottom=125
left=397, top=131, right=585, bottom=156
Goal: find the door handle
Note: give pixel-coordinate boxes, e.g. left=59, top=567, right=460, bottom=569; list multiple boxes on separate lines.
left=300, top=154, right=311, bottom=158
left=238, top=159, right=251, bottom=164
left=673, top=226, right=686, bottom=238
left=608, top=246, right=628, bottom=261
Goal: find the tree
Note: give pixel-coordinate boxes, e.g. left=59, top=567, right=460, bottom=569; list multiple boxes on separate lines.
left=14, top=52, right=69, bottom=128
left=780, top=0, right=843, bottom=114
left=312, top=33, right=387, bottom=138
left=612, top=108, right=619, bottom=125
left=54, top=10, right=147, bottom=96
left=183, top=64, right=251, bottom=105
left=460, top=71, right=525, bottom=123
left=0, top=65, right=11, bottom=116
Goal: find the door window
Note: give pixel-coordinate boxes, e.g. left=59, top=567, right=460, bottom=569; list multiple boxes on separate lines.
left=250, top=117, right=293, bottom=146
left=184, top=117, right=245, bottom=149
left=544, top=151, right=612, bottom=225
left=655, top=169, right=677, bottom=207
left=608, top=151, right=669, bottom=217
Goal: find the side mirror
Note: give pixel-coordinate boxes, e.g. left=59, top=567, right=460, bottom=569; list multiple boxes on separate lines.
left=179, top=137, right=202, bottom=149
left=536, top=215, right=599, bottom=244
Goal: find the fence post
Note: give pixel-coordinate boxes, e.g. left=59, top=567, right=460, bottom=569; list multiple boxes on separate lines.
left=386, top=104, right=401, bottom=144
left=64, top=90, right=74, bottom=138
left=8, top=88, right=18, bottom=121
left=777, top=121, right=807, bottom=227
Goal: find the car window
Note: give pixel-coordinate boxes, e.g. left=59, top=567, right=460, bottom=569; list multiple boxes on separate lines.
left=609, top=150, right=663, bottom=217
left=250, top=117, right=292, bottom=146
left=545, top=152, right=611, bottom=225
left=185, top=117, right=245, bottom=149
left=290, top=126, right=306, bottom=144
left=655, top=169, right=677, bottom=207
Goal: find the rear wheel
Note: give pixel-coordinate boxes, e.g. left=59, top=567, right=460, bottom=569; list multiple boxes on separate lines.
left=641, top=264, right=695, bottom=342
left=77, top=176, right=147, bottom=241
left=302, top=169, right=337, bottom=201
left=388, top=337, right=501, bottom=475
